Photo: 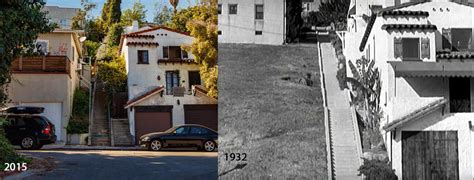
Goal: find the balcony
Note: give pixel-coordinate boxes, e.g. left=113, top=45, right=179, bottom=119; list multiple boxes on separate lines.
left=12, top=56, right=71, bottom=77
left=157, top=58, right=196, bottom=65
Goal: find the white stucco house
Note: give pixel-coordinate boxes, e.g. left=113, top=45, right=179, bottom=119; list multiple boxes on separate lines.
left=119, top=26, right=217, bottom=144
left=8, top=29, right=84, bottom=142
left=218, top=0, right=287, bottom=44
left=344, top=0, right=474, bottom=179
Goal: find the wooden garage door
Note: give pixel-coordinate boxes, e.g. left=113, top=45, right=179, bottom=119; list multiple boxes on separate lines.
left=184, top=104, right=217, bottom=131
left=402, top=131, right=459, bottom=180
left=134, top=106, right=173, bottom=143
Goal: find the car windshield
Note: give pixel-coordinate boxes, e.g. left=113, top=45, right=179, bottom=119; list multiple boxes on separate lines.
left=164, top=126, right=177, bottom=133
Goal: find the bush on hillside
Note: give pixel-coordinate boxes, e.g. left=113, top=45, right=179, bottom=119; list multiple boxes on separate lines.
left=358, top=158, right=397, bottom=180
left=0, top=119, right=31, bottom=170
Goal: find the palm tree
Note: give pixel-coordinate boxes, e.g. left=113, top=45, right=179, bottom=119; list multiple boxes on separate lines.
left=169, top=0, right=179, bottom=14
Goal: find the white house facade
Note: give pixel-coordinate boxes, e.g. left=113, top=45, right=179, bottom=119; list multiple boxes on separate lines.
left=218, top=0, right=286, bottom=45
left=119, top=26, right=217, bottom=144
left=345, top=0, right=474, bottom=179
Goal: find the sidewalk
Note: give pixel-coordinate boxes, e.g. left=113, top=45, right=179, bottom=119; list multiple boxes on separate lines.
left=13, top=142, right=140, bottom=150
left=320, top=42, right=361, bottom=180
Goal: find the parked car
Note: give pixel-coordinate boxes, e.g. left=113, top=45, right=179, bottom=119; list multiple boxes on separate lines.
left=139, top=124, right=218, bottom=152
left=1, top=106, right=56, bottom=150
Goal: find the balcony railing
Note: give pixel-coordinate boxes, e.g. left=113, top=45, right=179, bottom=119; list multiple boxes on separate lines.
left=157, top=58, right=196, bottom=64
left=12, top=56, right=71, bottom=77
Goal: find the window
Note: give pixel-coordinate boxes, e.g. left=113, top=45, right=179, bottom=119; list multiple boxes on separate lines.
left=190, top=127, right=210, bottom=135
left=174, top=127, right=188, bottom=135
left=35, top=40, right=49, bottom=55
left=218, top=4, right=222, bottom=14
left=166, top=71, right=180, bottom=95
left=163, top=46, right=183, bottom=59
left=255, top=4, right=264, bottom=20
left=188, top=71, right=201, bottom=89
left=442, top=28, right=473, bottom=51
left=182, top=50, right=188, bottom=59
left=60, top=19, right=67, bottom=28
left=451, top=28, right=472, bottom=50
left=255, top=31, right=263, bottom=35
left=218, top=31, right=222, bottom=35
left=402, top=38, right=419, bottom=60
left=449, top=77, right=471, bottom=112
left=394, top=37, right=429, bottom=60
left=163, top=46, right=169, bottom=58
left=229, top=4, right=237, bottom=14
left=137, top=50, right=149, bottom=64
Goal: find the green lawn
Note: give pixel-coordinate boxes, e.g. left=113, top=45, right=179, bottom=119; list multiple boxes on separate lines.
left=218, top=43, right=327, bottom=179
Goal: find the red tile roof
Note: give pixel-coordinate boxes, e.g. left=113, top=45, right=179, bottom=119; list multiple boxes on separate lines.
left=124, top=34, right=155, bottom=38
left=436, top=51, right=474, bottom=59
left=381, top=24, right=437, bottom=31
left=124, top=86, right=164, bottom=109
left=126, top=42, right=159, bottom=46
left=380, top=10, right=429, bottom=17
left=127, top=26, right=191, bottom=36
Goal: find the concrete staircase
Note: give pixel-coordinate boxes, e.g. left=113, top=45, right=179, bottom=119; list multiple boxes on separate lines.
left=90, top=82, right=111, bottom=146
left=320, top=42, right=362, bottom=179
left=111, top=119, right=133, bottom=146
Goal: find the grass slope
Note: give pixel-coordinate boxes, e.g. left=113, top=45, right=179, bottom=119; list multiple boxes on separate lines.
left=218, top=44, right=327, bottom=179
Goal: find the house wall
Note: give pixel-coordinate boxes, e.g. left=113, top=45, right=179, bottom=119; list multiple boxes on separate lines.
left=402, top=1, right=474, bottom=51
left=124, top=29, right=196, bottom=99
left=43, top=6, right=79, bottom=30
left=9, top=32, right=82, bottom=141
left=388, top=109, right=473, bottom=179
left=8, top=74, right=71, bottom=141
left=218, top=0, right=286, bottom=45
left=127, top=93, right=217, bottom=137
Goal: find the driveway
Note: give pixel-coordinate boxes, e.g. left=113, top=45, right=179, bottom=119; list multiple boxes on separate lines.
left=14, top=150, right=217, bottom=180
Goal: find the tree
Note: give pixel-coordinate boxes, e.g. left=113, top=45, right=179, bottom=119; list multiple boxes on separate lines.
left=182, top=0, right=218, bottom=98
left=71, top=0, right=96, bottom=30
left=121, top=1, right=147, bottom=26
left=169, top=0, right=179, bottom=14
left=0, top=0, right=55, bottom=107
left=318, top=0, right=350, bottom=30
left=169, top=6, right=200, bottom=33
left=286, top=0, right=303, bottom=43
left=154, top=4, right=172, bottom=25
left=100, top=0, right=122, bottom=31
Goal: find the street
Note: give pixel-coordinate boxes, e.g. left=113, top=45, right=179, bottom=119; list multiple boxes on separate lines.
left=15, top=150, right=217, bottom=180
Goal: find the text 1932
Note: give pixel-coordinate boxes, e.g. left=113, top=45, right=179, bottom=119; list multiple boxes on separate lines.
left=224, top=153, right=247, bottom=161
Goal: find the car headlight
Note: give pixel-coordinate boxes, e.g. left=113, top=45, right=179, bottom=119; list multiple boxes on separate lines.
left=142, top=136, right=150, bottom=141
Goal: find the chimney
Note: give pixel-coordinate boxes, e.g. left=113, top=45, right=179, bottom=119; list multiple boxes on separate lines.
left=132, top=21, right=139, bottom=32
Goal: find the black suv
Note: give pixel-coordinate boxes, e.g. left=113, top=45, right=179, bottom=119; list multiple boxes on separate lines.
left=2, top=106, right=56, bottom=150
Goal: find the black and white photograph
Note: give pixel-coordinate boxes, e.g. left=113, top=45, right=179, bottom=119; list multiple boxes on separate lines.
left=217, top=0, right=474, bottom=179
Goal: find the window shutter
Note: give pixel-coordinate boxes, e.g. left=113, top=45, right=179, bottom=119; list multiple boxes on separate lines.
left=421, top=38, right=430, bottom=59
left=394, top=37, right=403, bottom=59
left=442, top=28, right=452, bottom=50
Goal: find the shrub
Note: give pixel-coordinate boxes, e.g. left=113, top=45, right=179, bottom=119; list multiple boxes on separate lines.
left=0, top=119, right=31, bottom=170
left=66, top=121, right=89, bottom=134
left=72, top=88, right=89, bottom=118
left=358, top=158, right=397, bottom=180
left=97, top=56, right=127, bottom=95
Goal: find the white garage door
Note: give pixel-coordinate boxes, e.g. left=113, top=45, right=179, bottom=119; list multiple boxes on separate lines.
left=21, top=102, right=63, bottom=141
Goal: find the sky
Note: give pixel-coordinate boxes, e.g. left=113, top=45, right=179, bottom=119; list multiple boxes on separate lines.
left=45, top=0, right=198, bottom=22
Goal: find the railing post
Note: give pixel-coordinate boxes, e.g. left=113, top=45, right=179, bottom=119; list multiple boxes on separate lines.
left=42, top=56, right=46, bottom=71
left=19, top=56, right=23, bottom=71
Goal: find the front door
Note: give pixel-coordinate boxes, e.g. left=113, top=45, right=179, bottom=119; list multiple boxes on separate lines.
left=402, top=131, right=459, bottom=180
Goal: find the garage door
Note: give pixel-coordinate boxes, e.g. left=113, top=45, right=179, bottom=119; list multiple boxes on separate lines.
left=134, top=106, right=173, bottom=143
left=402, top=131, right=459, bottom=180
left=21, top=102, right=62, bottom=141
left=184, top=104, right=217, bottom=131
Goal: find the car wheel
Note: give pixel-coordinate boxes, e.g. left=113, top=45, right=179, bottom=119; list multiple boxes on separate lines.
left=149, top=139, right=162, bottom=151
left=203, top=140, right=216, bottom=152
left=20, top=136, right=38, bottom=150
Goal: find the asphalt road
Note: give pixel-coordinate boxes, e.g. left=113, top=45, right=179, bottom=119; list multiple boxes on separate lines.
left=16, top=150, right=217, bottom=180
